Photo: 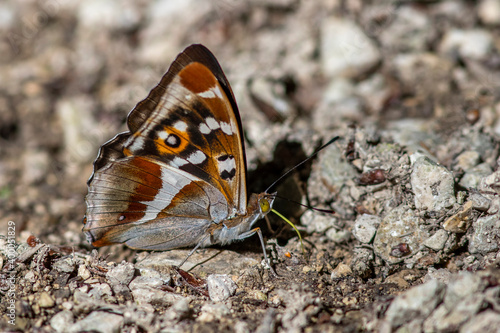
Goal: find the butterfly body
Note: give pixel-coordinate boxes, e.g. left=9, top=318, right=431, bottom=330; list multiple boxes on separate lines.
left=83, top=44, right=275, bottom=257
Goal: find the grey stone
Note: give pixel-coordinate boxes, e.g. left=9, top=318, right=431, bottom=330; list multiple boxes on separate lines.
left=422, top=268, right=453, bottom=284
left=460, top=310, right=500, bottom=333
left=198, top=303, right=231, bottom=322
left=455, top=151, right=480, bottom=171
left=350, top=248, right=374, bottom=279
left=315, top=144, right=358, bottom=195
left=325, top=228, right=351, bottom=243
left=38, top=291, right=55, bottom=308
left=22, top=149, right=50, bottom=184
left=134, top=253, right=175, bottom=283
left=69, top=311, right=123, bottom=333
left=50, top=310, right=74, bottom=333
left=411, top=156, right=456, bottom=212
left=423, top=229, right=449, bottom=251
left=469, top=193, right=491, bottom=211
left=129, top=275, right=164, bottom=290
left=356, top=73, right=390, bottom=114
left=248, top=77, right=293, bottom=119
left=56, top=96, right=100, bottom=164
left=459, top=163, right=492, bottom=189
left=373, top=205, right=429, bottom=264
left=480, top=170, right=500, bottom=195
left=88, top=283, right=112, bottom=300
left=378, top=6, right=431, bottom=52
left=207, top=274, right=237, bottom=302
left=444, top=272, right=487, bottom=309
left=478, top=0, right=500, bottom=25
left=301, top=210, right=337, bottom=234
left=131, top=281, right=190, bottom=307
left=439, top=29, right=494, bottom=60
left=384, top=279, right=445, bottom=328
left=162, top=298, right=191, bottom=322
left=78, top=0, right=141, bottom=31
left=435, top=294, right=485, bottom=332
left=106, top=261, right=135, bottom=285
left=320, top=18, right=381, bottom=79
left=78, top=265, right=91, bottom=280
left=353, top=214, right=381, bottom=244
left=468, top=213, right=500, bottom=254
left=53, top=257, right=76, bottom=273
left=392, top=52, right=453, bottom=106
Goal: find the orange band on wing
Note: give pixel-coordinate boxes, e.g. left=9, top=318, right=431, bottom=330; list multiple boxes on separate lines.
left=179, top=63, right=217, bottom=93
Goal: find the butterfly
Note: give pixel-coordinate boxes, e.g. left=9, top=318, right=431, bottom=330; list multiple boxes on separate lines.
left=83, top=44, right=277, bottom=270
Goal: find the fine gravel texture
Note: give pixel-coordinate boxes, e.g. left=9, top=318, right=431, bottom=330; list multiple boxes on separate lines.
left=1, top=1, right=500, bottom=332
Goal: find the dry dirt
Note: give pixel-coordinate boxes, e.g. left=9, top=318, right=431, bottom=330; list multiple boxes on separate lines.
left=1, top=1, right=500, bottom=332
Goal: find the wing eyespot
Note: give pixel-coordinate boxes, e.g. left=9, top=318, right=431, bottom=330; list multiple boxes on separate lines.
left=165, top=134, right=181, bottom=148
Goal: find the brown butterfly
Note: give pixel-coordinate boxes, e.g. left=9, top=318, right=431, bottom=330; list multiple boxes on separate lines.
left=83, top=44, right=276, bottom=270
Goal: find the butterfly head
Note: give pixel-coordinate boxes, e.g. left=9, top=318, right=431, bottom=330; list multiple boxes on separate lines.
left=255, top=192, right=277, bottom=218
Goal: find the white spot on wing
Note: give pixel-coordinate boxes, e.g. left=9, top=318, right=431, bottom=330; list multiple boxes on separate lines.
left=206, top=117, right=220, bottom=130
left=198, top=85, right=223, bottom=100
left=173, top=121, right=188, bottom=132
left=171, top=157, right=188, bottom=167
left=157, top=131, right=168, bottom=140
left=220, top=122, right=232, bottom=135
left=126, top=137, right=145, bottom=153
left=218, top=155, right=236, bottom=177
left=187, top=150, right=207, bottom=164
left=213, top=85, right=223, bottom=99
left=199, top=123, right=211, bottom=134
left=198, top=90, right=216, bottom=98
left=230, top=120, right=238, bottom=135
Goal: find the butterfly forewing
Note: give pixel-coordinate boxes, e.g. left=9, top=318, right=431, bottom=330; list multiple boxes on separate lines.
left=124, top=46, right=247, bottom=215
left=84, top=45, right=248, bottom=249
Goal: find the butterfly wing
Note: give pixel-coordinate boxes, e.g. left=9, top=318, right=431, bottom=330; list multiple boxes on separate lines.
left=84, top=45, right=248, bottom=250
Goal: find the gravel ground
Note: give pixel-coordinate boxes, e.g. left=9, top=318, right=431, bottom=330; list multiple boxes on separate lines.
left=1, top=1, right=500, bottom=332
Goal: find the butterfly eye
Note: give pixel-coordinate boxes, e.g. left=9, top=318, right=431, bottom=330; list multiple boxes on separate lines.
left=259, top=198, right=270, bottom=213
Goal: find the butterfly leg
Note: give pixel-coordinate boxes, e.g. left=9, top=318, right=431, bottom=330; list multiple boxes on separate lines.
left=177, top=234, right=210, bottom=270
left=237, top=227, right=277, bottom=276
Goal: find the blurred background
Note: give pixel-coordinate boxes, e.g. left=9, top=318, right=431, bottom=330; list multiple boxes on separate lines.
left=1, top=0, right=499, bottom=247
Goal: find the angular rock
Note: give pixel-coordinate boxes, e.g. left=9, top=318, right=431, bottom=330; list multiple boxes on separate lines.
left=50, top=310, right=74, bottom=333
left=423, top=229, right=449, bottom=251
left=106, top=261, right=135, bottom=286
left=373, top=205, right=429, bottom=264
left=207, top=274, right=237, bottom=302
left=320, top=18, right=381, bottom=79
left=352, top=214, right=381, bottom=244
left=301, top=210, right=337, bottom=234
left=459, top=163, right=492, bottom=189
left=439, top=29, right=494, bottom=61
left=460, top=310, right=500, bottom=333
left=69, top=311, right=123, bottom=333
left=384, top=279, right=445, bottom=328
left=468, top=213, right=500, bottom=254
left=411, top=156, right=456, bottom=213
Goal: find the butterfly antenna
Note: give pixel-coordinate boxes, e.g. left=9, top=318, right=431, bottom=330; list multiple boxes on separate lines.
left=265, top=136, right=339, bottom=193
left=272, top=194, right=335, bottom=214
